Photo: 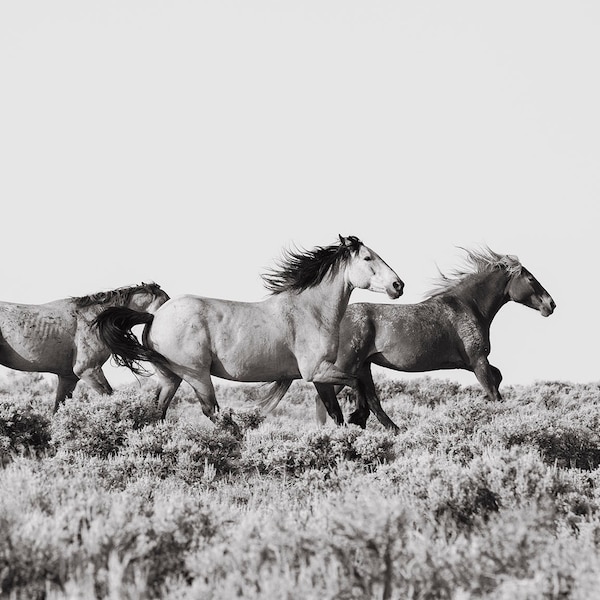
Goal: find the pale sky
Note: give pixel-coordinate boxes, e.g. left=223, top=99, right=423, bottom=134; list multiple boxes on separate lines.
left=1, top=2, right=598, bottom=388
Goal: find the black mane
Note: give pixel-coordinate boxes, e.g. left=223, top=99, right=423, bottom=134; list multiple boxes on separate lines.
left=261, top=237, right=362, bottom=294
left=74, top=282, right=163, bottom=308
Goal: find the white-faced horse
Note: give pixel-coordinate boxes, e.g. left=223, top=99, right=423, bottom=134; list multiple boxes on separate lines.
left=259, top=247, right=556, bottom=430
left=0, top=283, right=169, bottom=411
left=94, top=236, right=404, bottom=420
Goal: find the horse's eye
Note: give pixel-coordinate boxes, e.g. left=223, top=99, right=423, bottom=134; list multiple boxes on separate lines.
left=364, top=256, right=372, bottom=261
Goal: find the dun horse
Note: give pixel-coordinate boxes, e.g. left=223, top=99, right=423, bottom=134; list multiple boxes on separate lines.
left=0, top=283, right=170, bottom=412
left=260, top=247, right=556, bottom=431
left=95, top=236, right=404, bottom=420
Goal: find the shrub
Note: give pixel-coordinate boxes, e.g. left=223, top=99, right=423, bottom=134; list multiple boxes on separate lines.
left=0, top=372, right=53, bottom=398
left=0, top=401, right=51, bottom=464
left=0, top=478, right=221, bottom=598
left=352, top=429, right=396, bottom=466
left=167, top=423, right=242, bottom=483
left=51, top=391, right=162, bottom=458
left=505, top=421, right=600, bottom=470
left=241, top=427, right=396, bottom=477
left=230, top=407, right=266, bottom=434
left=376, top=375, right=472, bottom=407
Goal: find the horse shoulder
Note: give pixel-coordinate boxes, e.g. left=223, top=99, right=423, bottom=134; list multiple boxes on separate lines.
left=438, top=297, right=490, bottom=357
left=70, top=303, right=110, bottom=349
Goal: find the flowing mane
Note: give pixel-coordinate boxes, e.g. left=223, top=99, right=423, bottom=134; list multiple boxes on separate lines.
left=427, top=247, right=522, bottom=298
left=74, top=282, right=163, bottom=308
left=261, top=237, right=362, bottom=294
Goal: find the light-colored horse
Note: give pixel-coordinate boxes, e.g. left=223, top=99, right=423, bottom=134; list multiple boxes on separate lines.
left=260, top=247, right=556, bottom=430
left=0, top=283, right=169, bottom=411
left=95, top=236, right=404, bottom=419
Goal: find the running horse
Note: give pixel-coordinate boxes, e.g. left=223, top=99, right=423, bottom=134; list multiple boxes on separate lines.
left=94, top=236, right=404, bottom=420
left=0, top=283, right=169, bottom=412
left=259, top=247, right=556, bottom=431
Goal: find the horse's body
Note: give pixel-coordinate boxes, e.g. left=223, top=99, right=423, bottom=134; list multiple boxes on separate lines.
left=0, top=283, right=169, bottom=411
left=260, top=248, right=556, bottom=430
left=95, top=236, right=404, bottom=419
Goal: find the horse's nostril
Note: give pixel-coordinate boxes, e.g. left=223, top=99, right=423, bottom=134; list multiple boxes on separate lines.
left=393, top=280, right=404, bottom=292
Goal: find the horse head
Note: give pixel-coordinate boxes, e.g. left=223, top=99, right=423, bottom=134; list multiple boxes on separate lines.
left=506, top=266, right=556, bottom=317
left=340, top=235, right=404, bottom=299
left=127, top=283, right=170, bottom=314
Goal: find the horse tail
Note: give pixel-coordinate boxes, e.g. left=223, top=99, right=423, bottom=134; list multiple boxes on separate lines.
left=93, top=307, right=168, bottom=375
left=256, top=379, right=293, bottom=413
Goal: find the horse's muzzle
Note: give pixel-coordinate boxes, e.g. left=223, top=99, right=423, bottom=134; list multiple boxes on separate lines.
left=540, top=297, right=556, bottom=317
left=388, top=279, right=404, bottom=299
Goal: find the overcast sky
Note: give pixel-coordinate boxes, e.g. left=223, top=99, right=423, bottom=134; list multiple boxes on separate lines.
left=1, top=1, right=598, bottom=388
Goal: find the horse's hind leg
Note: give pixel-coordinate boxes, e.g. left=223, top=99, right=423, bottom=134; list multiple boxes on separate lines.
left=153, top=364, right=183, bottom=419
left=182, top=372, right=219, bottom=421
left=356, top=365, right=400, bottom=432
left=73, top=364, right=113, bottom=397
left=54, top=375, right=79, bottom=413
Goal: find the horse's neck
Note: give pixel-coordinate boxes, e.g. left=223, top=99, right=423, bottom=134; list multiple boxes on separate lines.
left=289, top=274, right=352, bottom=330
left=454, top=270, right=510, bottom=324
left=74, top=297, right=126, bottom=316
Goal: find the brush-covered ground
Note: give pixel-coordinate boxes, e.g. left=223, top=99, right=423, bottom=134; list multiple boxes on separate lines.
left=1, top=372, right=600, bottom=599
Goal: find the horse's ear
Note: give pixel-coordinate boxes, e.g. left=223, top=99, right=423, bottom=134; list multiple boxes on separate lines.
left=339, top=235, right=362, bottom=250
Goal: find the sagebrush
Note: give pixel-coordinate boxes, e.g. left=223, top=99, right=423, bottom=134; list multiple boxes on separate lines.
left=1, top=373, right=600, bottom=599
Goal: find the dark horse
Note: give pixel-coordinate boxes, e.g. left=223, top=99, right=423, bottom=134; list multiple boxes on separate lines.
left=0, top=283, right=169, bottom=412
left=259, top=247, right=556, bottom=431
left=94, top=236, right=403, bottom=420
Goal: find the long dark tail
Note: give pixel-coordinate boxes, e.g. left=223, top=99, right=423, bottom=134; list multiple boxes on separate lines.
left=93, top=307, right=168, bottom=375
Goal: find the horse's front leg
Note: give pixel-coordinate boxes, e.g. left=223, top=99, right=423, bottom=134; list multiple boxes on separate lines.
left=314, top=384, right=345, bottom=425
left=490, top=364, right=503, bottom=389
left=304, top=360, right=356, bottom=427
left=473, top=356, right=502, bottom=401
left=314, top=383, right=345, bottom=426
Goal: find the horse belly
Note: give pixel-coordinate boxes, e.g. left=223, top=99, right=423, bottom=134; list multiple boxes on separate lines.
left=373, top=327, right=463, bottom=372
left=211, top=338, right=300, bottom=382
left=0, top=313, right=74, bottom=374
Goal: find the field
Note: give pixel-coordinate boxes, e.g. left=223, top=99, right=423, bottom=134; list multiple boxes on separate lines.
left=2, top=373, right=600, bottom=599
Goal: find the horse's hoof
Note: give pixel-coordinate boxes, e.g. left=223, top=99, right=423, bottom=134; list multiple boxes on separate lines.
left=348, top=412, right=368, bottom=429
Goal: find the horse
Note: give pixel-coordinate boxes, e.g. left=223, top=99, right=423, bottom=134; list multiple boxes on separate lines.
left=259, top=247, right=556, bottom=431
left=94, top=235, right=404, bottom=420
left=0, top=282, right=170, bottom=412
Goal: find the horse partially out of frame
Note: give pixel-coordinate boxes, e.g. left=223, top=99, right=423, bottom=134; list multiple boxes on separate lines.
left=0, top=282, right=169, bottom=412
left=259, top=247, right=556, bottom=431
left=94, top=236, right=404, bottom=420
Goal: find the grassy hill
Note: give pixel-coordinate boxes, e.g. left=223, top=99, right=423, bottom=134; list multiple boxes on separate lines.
left=1, top=373, right=600, bottom=599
